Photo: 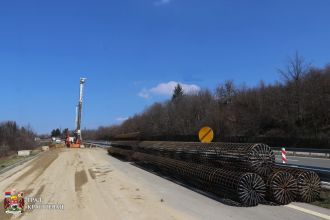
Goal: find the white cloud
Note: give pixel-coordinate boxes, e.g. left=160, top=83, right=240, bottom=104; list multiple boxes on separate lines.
left=133, top=80, right=144, bottom=85
left=138, top=89, right=151, bottom=99
left=116, top=117, right=129, bottom=122
left=138, top=81, right=200, bottom=99
left=154, top=0, right=172, bottom=6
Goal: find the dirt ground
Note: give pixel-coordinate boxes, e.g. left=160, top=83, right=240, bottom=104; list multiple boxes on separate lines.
left=0, top=148, right=193, bottom=220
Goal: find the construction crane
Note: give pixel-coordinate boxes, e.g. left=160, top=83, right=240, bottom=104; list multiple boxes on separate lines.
left=66, top=77, right=86, bottom=148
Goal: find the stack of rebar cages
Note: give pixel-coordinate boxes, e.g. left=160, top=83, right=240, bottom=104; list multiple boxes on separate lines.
left=108, top=141, right=320, bottom=206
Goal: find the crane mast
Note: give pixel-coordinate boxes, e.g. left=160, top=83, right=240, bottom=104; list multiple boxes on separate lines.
left=66, top=77, right=86, bottom=148
left=76, top=77, right=86, bottom=142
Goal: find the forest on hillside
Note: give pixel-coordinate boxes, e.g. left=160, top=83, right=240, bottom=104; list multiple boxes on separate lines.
left=83, top=54, right=330, bottom=148
left=0, top=121, right=36, bottom=156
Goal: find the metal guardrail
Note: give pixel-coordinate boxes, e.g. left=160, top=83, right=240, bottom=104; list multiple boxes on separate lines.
left=321, top=181, right=330, bottom=189
left=272, top=147, right=330, bottom=154
left=85, top=141, right=110, bottom=147
left=275, top=163, right=330, bottom=182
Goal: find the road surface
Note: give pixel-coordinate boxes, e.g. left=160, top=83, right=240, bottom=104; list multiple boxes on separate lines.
left=0, top=148, right=329, bottom=220
left=275, top=155, right=330, bottom=169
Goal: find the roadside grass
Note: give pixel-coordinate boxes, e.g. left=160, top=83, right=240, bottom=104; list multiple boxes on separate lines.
left=312, top=189, right=330, bottom=209
left=0, top=149, right=41, bottom=172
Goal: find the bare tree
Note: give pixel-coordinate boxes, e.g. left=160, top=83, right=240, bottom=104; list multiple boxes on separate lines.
left=0, top=121, right=36, bottom=155
left=278, top=52, right=312, bottom=124
left=278, top=51, right=311, bottom=83
left=215, top=80, right=236, bottom=105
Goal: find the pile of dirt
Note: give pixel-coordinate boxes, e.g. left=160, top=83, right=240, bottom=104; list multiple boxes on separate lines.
left=49, top=143, right=66, bottom=148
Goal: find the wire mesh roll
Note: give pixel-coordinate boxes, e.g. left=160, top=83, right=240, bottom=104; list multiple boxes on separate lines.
left=274, top=166, right=320, bottom=202
left=265, top=171, right=297, bottom=205
left=137, top=141, right=275, bottom=176
left=110, top=141, right=140, bottom=150
left=132, top=152, right=266, bottom=206
left=108, top=147, right=134, bottom=161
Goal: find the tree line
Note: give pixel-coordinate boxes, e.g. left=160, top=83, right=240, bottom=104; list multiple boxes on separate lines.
left=83, top=54, right=330, bottom=148
left=0, top=121, right=36, bottom=156
left=51, top=128, right=69, bottom=138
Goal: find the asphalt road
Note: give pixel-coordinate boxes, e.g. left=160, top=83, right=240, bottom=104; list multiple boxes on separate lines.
left=275, top=155, right=330, bottom=169
left=0, top=148, right=329, bottom=220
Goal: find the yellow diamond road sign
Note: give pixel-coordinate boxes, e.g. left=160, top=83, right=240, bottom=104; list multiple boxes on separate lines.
left=198, top=126, right=214, bottom=143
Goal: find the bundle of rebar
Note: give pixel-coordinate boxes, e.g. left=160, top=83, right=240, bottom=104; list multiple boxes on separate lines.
left=137, top=141, right=275, bottom=176
left=132, top=152, right=266, bottom=206
left=273, top=165, right=321, bottom=202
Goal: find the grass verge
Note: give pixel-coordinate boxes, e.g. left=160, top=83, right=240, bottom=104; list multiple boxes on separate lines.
left=0, top=149, right=41, bottom=172
left=311, top=189, right=330, bottom=209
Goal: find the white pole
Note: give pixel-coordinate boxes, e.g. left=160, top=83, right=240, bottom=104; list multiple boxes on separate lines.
left=75, top=105, right=78, bottom=128
left=77, top=78, right=86, bottom=142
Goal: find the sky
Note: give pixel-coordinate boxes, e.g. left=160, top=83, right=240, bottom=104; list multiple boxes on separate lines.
left=0, top=0, right=330, bottom=134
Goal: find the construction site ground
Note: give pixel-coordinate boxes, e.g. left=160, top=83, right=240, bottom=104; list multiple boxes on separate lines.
left=0, top=148, right=329, bottom=220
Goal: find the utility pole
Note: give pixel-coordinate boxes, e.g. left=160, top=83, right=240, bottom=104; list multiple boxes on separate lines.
left=76, top=77, right=86, bottom=143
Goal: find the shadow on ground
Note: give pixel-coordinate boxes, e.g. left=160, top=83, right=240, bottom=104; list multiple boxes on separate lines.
left=108, top=153, right=283, bottom=207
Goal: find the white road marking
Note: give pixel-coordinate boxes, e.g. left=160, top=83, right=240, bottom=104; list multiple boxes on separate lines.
left=286, top=204, right=330, bottom=220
